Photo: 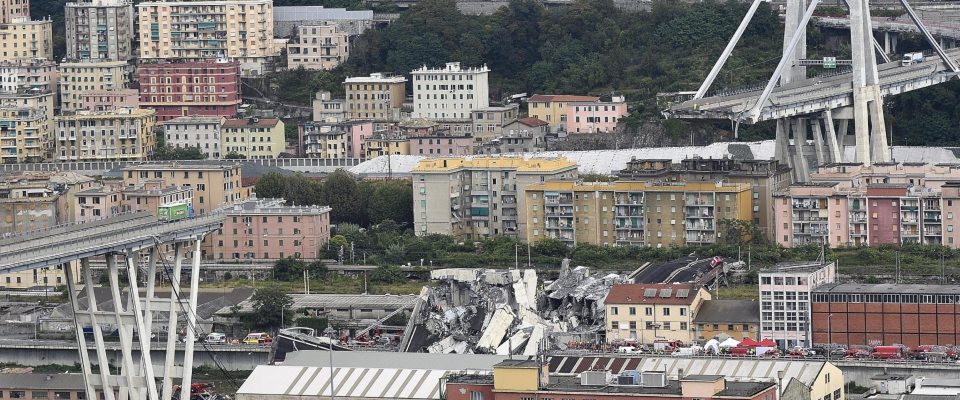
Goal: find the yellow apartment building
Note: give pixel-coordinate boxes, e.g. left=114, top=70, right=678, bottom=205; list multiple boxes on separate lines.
left=605, top=283, right=711, bottom=343
left=364, top=135, right=409, bottom=158
left=54, top=107, right=157, bottom=161
left=136, top=0, right=278, bottom=76
left=122, top=163, right=243, bottom=215
left=526, top=94, right=599, bottom=130
left=0, top=90, right=54, bottom=162
left=413, top=156, right=578, bottom=240
left=344, top=73, right=406, bottom=129
left=524, top=180, right=753, bottom=247
left=0, top=16, right=52, bottom=63
left=0, top=0, right=29, bottom=25
left=287, top=23, right=349, bottom=70
left=58, top=60, right=130, bottom=112
left=222, top=118, right=285, bottom=159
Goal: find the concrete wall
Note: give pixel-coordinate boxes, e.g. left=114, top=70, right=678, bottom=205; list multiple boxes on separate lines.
left=0, top=342, right=269, bottom=370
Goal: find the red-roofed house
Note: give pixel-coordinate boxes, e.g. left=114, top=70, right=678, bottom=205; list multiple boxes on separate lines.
left=605, top=283, right=711, bottom=343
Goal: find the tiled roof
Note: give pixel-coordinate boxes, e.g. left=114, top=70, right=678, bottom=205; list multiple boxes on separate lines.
left=606, top=283, right=700, bottom=305
left=517, top=117, right=548, bottom=127
left=528, top=94, right=600, bottom=103
left=223, top=118, right=280, bottom=128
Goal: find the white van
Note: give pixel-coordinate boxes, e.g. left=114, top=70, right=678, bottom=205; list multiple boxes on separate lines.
left=205, top=332, right=226, bottom=344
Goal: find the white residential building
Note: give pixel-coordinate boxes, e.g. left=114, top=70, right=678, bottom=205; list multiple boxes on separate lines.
left=411, top=62, right=489, bottom=125
left=758, top=261, right=837, bottom=349
left=162, top=115, right=226, bottom=159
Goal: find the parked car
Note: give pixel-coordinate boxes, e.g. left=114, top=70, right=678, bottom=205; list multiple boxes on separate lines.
left=243, top=332, right=272, bottom=345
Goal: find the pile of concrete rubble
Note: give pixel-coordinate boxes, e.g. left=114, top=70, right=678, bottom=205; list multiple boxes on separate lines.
left=402, top=259, right=627, bottom=355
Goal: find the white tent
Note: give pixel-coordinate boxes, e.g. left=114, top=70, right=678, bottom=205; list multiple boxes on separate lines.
left=719, top=337, right=741, bottom=348
left=703, top=339, right=721, bottom=354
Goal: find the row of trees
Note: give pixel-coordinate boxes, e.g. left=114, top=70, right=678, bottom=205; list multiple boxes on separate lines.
left=253, top=170, right=413, bottom=227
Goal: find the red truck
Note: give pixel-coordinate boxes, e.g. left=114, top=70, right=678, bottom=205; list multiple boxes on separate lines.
left=871, top=345, right=905, bottom=360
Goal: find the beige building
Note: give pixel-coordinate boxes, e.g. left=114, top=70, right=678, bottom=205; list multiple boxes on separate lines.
left=120, top=179, right=193, bottom=216
left=54, top=107, right=157, bottom=161
left=122, top=163, right=243, bottom=215
left=65, top=0, right=136, bottom=62
left=412, top=156, right=578, bottom=240
left=0, top=0, right=28, bottom=25
left=605, top=283, right=711, bottom=343
left=58, top=60, right=130, bottom=112
left=344, top=72, right=406, bottom=130
left=137, top=0, right=279, bottom=76
left=287, top=23, right=349, bottom=70
left=0, top=58, right=57, bottom=93
left=0, top=17, right=52, bottom=63
left=0, top=90, right=55, bottom=163
left=312, top=90, right=345, bottom=122
left=525, top=180, right=753, bottom=247
left=364, top=133, right=409, bottom=158
left=471, top=104, right=519, bottom=142
left=527, top=94, right=599, bottom=131
left=222, top=117, right=285, bottom=159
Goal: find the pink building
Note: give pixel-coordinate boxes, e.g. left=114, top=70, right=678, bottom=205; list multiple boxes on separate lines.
left=211, top=198, right=332, bottom=260
left=565, top=96, right=627, bottom=134
left=79, top=89, right=140, bottom=112
left=865, top=184, right=908, bottom=246
left=410, top=133, right=472, bottom=156
left=340, top=120, right=373, bottom=158
left=120, top=179, right=194, bottom=216
left=74, top=183, right=123, bottom=222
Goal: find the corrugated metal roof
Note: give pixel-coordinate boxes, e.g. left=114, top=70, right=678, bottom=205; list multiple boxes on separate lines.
left=238, top=366, right=449, bottom=399
left=282, top=350, right=508, bottom=371
left=636, top=357, right=824, bottom=387
left=221, top=293, right=418, bottom=315
left=274, top=6, right=373, bottom=21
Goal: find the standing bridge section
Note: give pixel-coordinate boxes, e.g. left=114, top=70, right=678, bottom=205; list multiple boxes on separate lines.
left=0, top=212, right=225, bottom=400
left=661, top=0, right=960, bottom=181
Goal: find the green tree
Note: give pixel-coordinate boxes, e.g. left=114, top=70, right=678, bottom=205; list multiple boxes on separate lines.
left=322, top=170, right=362, bottom=224
left=273, top=257, right=306, bottom=281
left=254, top=173, right=324, bottom=205
left=370, top=265, right=405, bottom=283
left=250, top=284, right=294, bottom=329
left=224, top=151, right=247, bottom=159
left=367, top=180, right=413, bottom=226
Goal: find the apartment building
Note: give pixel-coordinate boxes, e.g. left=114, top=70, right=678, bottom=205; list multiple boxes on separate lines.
left=0, top=17, right=52, bottom=63
left=527, top=94, right=599, bottom=131
left=137, top=60, right=241, bottom=122
left=222, top=117, right=284, bottom=159
left=163, top=115, right=226, bottom=159
left=78, top=88, right=139, bottom=111
left=0, top=58, right=56, bottom=93
left=312, top=90, right=345, bottom=122
left=54, top=107, right=157, bottom=161
left=122, top=163, right=243, bottom=215
left=411, top=62, right=489, bottom=134
left=471, top=104, right=519, bottom=142
left=566, top=96, right=628, bottom=134
left=605, top=283, right=711, bottom=343
left=299, top=119, right=372, bottom=158
left=409, top=133, right=472, bottom=156
left=137, top=0, right=278, bottom=76
left=74, top=183, right=123, bottom=222
left=812, top=282, right=960, bottom=348
left=287, top=23, right=349, bottom=70
left=65, top=0, right=135, bottom=62
left=58, top=60, right=130, bottom=112
left=120, top=179, right=193, bottom=215
left=211, top=198, right=332, bottom=260
left=363, top=132, right=409, bottom=158
left=0, top=89, right=54, bottom=163
left=524, top=181, right=752, bottom=247
left=476, top=117, right=549, bottom=155
left=769, top=162, right=960, bottom=248
left=344, top=72, right=406, bottom=129
left=412, top=156, right=578, bottom=240
left=0, top=0, right=28, bottom=24
left=618, top=157, right=791, bottom=242
left=758, top=261, right=836, bottom=348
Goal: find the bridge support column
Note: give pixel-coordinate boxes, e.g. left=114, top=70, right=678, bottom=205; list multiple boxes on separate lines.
left=824, top=111, right=843, bottom=163
left=775, top=119, right=794, bottom=172
left=792, top=118, right=810, bottom=181
left=883, top=32, right=898, bottom=54
left=811, top=118, right=827, bottom=166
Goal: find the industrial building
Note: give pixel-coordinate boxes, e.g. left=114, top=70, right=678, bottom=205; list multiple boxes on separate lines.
left=812, top=283, right=960, bottom=348
left=758, top=261, right=836, bottom=348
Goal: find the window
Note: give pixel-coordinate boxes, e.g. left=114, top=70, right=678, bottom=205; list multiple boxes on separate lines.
left=610, top=306, right=618, bottom=315
left=680, top=322, right=687, bottom=330
left=11, top=392, right=25, bottom=399
left=662, top=322, right=671, bottom=330
left=662, top=307, right=670, bottom=316
left=33, top=392, right=48, bottom=400
left=54, top=393, right=71, bottom=400
left=645, top=307, right=653, bottom=316
left=470, top=392, right=484, bottom=400
left=833, top=389, right=842, bottom=400
left=679, top=308, right=687, bottom=316
left=629, top=307, right=636, bottom=315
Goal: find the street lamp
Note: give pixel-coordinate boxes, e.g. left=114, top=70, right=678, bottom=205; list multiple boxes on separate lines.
left=323, top=327, right=338, bottom=400
left=826, top=313, right=833, bottom=361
